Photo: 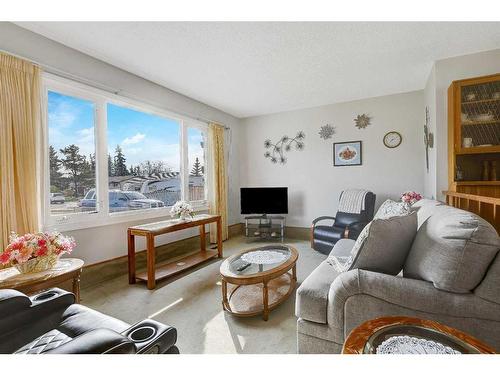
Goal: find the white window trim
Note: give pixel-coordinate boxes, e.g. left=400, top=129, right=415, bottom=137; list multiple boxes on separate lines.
left=41, top=73, right=208, bottom=232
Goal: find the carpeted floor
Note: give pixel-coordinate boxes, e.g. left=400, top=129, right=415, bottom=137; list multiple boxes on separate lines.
left=81, top=235, right=326, bottom=354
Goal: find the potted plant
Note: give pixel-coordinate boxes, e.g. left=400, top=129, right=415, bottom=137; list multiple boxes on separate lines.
left=0, top=232, right=76, bottom=274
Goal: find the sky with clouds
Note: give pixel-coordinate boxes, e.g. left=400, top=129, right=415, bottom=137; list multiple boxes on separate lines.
left=48, top=91, right=205, bottom=173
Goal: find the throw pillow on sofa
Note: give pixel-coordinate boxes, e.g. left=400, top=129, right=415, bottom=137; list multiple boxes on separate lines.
left=327, top=212, right=417, bottom=275
left=374, top=199, right=411, bottom=219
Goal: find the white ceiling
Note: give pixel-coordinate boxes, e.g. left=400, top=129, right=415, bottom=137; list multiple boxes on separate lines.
left=17, top=22, right=500, bottom=118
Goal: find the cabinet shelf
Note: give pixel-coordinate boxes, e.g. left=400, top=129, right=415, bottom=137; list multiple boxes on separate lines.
left=462, top=98, right=500, bottom=105
left=462, top=120, right=500, bottom=126
left=456, top=146, right=500, bottom=155
left=455, top=180, right=500, bottom=186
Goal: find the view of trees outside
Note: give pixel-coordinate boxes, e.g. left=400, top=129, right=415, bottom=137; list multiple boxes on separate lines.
left=188, top=127, right=207, bottom=201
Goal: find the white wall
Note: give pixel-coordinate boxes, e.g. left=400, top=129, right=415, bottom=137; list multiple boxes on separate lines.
left=240, top=91, right=425, bottom=227
left=0, top=22, right=242, bottom=265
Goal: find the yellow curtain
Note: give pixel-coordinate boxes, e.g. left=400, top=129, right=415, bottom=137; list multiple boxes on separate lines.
left=208, top=123, right=229, bottom=243
left=0, top=52, right=41, bottom=251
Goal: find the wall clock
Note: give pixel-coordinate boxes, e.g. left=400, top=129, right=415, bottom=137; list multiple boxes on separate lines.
left=383, top=131, right=402, bottom=148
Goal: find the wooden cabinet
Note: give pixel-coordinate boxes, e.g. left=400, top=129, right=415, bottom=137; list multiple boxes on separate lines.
left=447, top=73, right=500, bottom=233
left=448, top=73, right=500, bottom=196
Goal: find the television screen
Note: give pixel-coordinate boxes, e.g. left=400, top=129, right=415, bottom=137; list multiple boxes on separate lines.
left=240, top=187, right=288, bottom=214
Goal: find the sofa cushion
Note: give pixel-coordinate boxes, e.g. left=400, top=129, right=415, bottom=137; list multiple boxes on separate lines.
left=296, top=260, right=341, bottom=324
left=475, top=252, right=500, bottom=304
left=326, top=213, right=417, bottom=275
left=404, top=205, right=500, bottom=293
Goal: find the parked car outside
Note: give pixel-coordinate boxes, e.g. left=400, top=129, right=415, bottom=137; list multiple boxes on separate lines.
left=79, top=189, right=165, bottom=212
left=50, top=192, right=65, bottom=204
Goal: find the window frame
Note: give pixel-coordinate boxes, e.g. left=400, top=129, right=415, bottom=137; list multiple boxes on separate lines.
left=42, top=73, right=209, bottom=232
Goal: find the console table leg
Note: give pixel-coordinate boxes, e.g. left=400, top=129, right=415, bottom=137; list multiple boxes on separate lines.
left=200, top=224, right=206, bottom=252
left=127, top=231, right=136, bottom=284
left=146, top=234, right=156, bottom=290
left=263, top=281, right=269, bottom=321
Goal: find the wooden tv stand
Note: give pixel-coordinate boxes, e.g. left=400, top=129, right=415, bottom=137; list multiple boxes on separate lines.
left=127, top=214, right=222, bottom=289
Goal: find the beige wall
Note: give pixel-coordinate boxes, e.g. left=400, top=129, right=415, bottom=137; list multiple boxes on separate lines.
left=240, top=90, right=425, bottom=227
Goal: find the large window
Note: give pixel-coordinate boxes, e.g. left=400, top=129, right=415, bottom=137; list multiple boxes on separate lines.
left=107, top=103, right=181, bottom=213
left=47, top=91, right=97, bottom=216
left=43, top=76, right=209, bottom=229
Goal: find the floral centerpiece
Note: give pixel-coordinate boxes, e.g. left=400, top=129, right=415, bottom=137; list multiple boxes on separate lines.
left=0, top=232, right=76, bottom=274
left=170, top=200, right=195, bottom=221
left=400, top=191, right=423, bottom=206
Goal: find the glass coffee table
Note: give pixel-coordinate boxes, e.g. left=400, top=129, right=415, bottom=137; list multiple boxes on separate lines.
left=219, top=245, right=298, bottom=321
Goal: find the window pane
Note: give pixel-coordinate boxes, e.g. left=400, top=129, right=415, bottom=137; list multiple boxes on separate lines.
left=48, top=91, right=97, bottom=215
left=107, top=103, right=180, bottom=213
left=188, top=127, right=207, bottom=202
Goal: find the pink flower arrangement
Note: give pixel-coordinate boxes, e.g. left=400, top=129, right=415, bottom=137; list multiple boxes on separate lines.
left=0, top=231, right=76, bottom=266
left=400, top=191, right=423, bottom=205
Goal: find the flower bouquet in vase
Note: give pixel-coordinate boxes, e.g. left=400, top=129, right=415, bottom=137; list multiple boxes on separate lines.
left=400, top=191, right=423, bottom=208
left=170, top=201, right=195, bottom=222
left=0, top=232, right=76, bottom=274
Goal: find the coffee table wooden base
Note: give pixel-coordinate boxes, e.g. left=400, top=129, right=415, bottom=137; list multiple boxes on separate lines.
left=222, top=268, right=296, bottom=321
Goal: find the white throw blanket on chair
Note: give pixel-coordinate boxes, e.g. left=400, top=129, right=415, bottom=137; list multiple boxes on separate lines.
left=337, top=189, right=369, bottom=214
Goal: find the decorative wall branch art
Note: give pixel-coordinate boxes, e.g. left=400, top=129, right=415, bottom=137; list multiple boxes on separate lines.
left=319, top=124, right=335, bottom=140
left=264, top=131, right=305, bottom=164
left=424, top=106, right=434, bottom=173
left=354, top=114, right=371, bottom=129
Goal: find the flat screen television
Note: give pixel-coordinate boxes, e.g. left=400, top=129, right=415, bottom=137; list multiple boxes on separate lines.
left=240, top=187, right=288, bottom=215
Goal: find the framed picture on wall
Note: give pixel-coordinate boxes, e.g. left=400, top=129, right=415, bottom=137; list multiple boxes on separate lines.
left=333, top=141, right=362, bottom=166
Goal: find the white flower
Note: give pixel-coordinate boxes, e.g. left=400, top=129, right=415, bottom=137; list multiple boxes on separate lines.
left=170, top=200, right=194, bottom=217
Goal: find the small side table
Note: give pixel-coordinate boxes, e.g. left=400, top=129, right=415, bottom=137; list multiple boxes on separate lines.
left=0, top=258, right=84, bottom=302
left=342, top=316, right=495, bottom=354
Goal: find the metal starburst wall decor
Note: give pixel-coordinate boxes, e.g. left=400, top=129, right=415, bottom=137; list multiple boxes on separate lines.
left=264, top=131, right=305, bottom=164
left=354, top=114, right=371, bottom=129
left=319, top=124, right=335, bottom=140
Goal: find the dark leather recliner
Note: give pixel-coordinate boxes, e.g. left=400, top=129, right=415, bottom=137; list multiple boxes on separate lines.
left=311, top=191, right=376, bottom=254
left=0, top=288, right=179, bottom=354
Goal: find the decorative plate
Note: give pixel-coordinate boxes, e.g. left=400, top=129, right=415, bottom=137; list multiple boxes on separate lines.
left=376, top=335, right=461, bottom=354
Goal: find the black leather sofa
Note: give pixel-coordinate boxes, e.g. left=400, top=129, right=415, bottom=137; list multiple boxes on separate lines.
left=0, top=288, right=179, bottom=354
left=311, top=191, right=376, bottom=254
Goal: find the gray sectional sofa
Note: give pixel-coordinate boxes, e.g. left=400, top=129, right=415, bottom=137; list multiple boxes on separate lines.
left=296, top=199, right=500, bottom=353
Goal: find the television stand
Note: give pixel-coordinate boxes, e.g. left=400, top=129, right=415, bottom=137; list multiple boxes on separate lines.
left=244, top=215, right=286, bottom=242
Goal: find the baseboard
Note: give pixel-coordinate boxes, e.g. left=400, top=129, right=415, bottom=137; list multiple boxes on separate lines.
left=285, top=226, right=310, bottom=241
left=80, top=222, right=243, bottom=290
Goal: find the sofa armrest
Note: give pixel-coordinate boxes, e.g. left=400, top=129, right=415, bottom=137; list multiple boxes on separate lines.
left=46, top=328, right=136, bottom=354
left=344, top=221, right=369, bottom=239
left=327, top=269, right=500, bottom=337
left=0, top=289, right=32, bottom=315
left=312, top=216, right=336, bottom=225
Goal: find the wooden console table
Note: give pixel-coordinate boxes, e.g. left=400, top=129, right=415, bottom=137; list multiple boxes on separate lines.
left=128, top=214, right=223, bottom=289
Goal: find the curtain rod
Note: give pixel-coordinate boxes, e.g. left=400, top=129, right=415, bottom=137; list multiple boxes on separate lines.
left=1, top=48, right=231, bottom=130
